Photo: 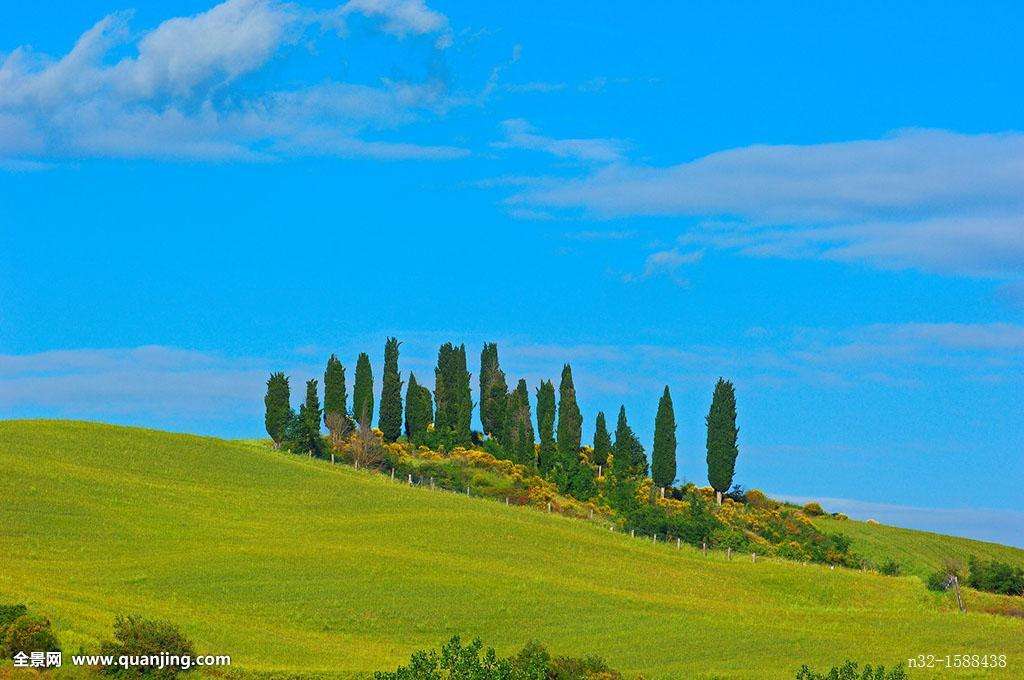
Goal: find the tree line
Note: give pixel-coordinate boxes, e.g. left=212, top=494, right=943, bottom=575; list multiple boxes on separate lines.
left=264, top=339, right=740, bottom=505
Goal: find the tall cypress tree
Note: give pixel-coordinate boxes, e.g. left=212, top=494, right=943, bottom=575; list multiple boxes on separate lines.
left=706, top=377, right=739, bottom=503
left=592, top=411, right=611, bottom=469
left=555, top=364, right=582, bottom=468
left=535, top=379, right=557, bottom=472
left=323, top=355, right=350, bottom=435
left=479, top=343, right=508, bottom=439
left=379, top=337, right=403, bottom=442
left=404, top=372, right=433, bottom=444
left=652, top=385, right=677, bottom=488
left=610, top=405, right=644, bottom=510
left=434, top=342, right=472, bottom=446
left=504, top=378, right=535, bottom=466
left=264, top=372, right=291, bottom=448
left=353, top=352, right=374, bottom=428
left=297, top=378, right=324, bottom=457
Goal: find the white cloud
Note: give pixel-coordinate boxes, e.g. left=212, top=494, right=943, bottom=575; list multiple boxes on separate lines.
left=495, top=118, right=625, bottom=163
left=0, top=0, right=463, bottom=165
left=334, top=0, right=451, bottom=48
left=515, top=129, right=1024, bottom=278
left=622, top=248, right=703, bottom=285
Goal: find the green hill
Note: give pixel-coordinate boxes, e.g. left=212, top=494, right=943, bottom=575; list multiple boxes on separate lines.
left=1, top=420, right=1022, bottom=679
left=812, top=516, right=1024, bottom=580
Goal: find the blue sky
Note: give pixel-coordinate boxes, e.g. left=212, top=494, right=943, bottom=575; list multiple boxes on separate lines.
left=2, top=1, right=1022, bottom=546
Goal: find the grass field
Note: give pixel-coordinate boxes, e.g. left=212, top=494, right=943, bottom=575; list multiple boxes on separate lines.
left=1, top=420, right=1022, bottom=679
left=812, top=516, right=1024, bottom=580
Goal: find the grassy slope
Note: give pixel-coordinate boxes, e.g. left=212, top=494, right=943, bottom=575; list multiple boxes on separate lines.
left=1, top=420, right=1022, bottom=679
left=812, top=516, right=1024, bottom=580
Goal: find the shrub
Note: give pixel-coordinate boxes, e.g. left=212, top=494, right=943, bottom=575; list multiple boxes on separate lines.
left=795, top=660, right=907, bottom=679
left=99, top=615, right=195, bottom=677
left=745, top=488, right=771, bottom=508
left=2, top=614, right=61, bottom=657
left=374, top=636, right=622, bottom=679
left=832, top=513, right=849, bottom=521
left=967, top=557, right=1024, bottom=596
left=0, top=604, right=28, bottom=630
left=878, top=559, right=902, bottom=576
left=925, top=570, right=949, bottom=592
left=802, top=502, right=825, bottom=517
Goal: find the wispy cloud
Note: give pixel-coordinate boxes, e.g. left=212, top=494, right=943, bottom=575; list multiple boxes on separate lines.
left=513, top=129, right=1024, bottom=279
left=621, top=248, right=703, bottom=285
left=0, top=0, right=463, bottom=166
left=494, top=118, right=625, bottom=163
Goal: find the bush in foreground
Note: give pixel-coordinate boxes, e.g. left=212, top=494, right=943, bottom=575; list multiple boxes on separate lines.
left=1, top=612, right=61, bottom=657
left=796, top=660, right=907, bottom=679
left=374, top=636, right=622, bottom=679
left=99, top=615, right=195, bottom=678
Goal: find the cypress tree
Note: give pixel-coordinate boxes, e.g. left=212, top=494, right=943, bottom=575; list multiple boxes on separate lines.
left=323, top=355, right=350, bottom=435
left=479, top=343, right=509, bottom=439
left=434, top=343, right=472, bottom=446
left=652, top=385, right=677, bottom=489
left=264, top=372, right=291, bottom=448
left=610, top=405, right=644, bottom=510
left=504, top=379, right=535, bottom=466
left=706, top=377, right=739, bottom=503
left=555, top=364, right=582, bottom=468
left=379, top=337, right=403, bottom=442
left=592, top=411, right=611, bottom=469
left=353, top=352, right=374, bottom=428
left=612, top=405, right=646, bottom=478
left=535, top=379, right=557, bottom=472
left=405, top=372, right=433, bottom=444
left=297, top=378, right=324, bottom=457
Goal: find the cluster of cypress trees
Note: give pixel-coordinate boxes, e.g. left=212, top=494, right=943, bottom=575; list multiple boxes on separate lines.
left=263, top=338, right=741, bottom=505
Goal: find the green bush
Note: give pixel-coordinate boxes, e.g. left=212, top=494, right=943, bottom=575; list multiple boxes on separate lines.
left=99, top=615, right=195, bottom=678
left=967, top=556, right=1024, bottom=596
left=2, top=614, right=61, bottom=657
left=802, top=502, right=826, bottom=517
left=796, top=660, right=907, bottom=679
left=925, top=570, right=949, bottom=592
left=374, top=636, right=621, bottom=679
left=878, top=559, right=902, bottom=577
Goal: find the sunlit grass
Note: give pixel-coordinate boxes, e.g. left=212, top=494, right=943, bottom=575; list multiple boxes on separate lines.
left=1, top=420, right=1021, bottom=679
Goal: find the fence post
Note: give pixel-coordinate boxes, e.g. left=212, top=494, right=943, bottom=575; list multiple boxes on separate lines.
left=661, top=487, right=665, bottom=499
left=676, top=537, right=681, bottom=549
left=331, top=453, right=335, bottom=464
left=430, top=477, right=435, bottom=489
left=390, top=468, right=395, bottom=480
left=702, top=542, right=707, bottom=556
left=354, top=460, right=359, bottom=470
left=597, top=464, right=602, bottom=477
left=751, top=553, right=756, bottom=563
left=652, top=534, right=656, bottom=543
left=630, top=529, right=635, bottom=538
left=727, top=547, right=732, bottom=560
left=505, top=497, right=509, bottom=505
left=407, top=473, right=412, bottom=485
left=547, top=501, right=552, bottom=513
left=589, top=508, right=593, bottom=520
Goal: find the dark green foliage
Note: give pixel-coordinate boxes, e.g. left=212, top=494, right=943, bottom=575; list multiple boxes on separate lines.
left=99, top=615, right=196, bottom=678
left=0, top=603, right=28, bottom=629
left=263, top=372, right=291, bottom=447
left=379, top=338, right=404, bottom=443
left=619, top=490, right=722, bottom=546
left=652, top=385, right=677, bottom=488
left=555, top=364, right=582, bottom=470
left=293, top=379, right=324, bottom=457
left=535, top=380, right=557, bottom=472
left=706, top=377, right=739, bottom=495
left=504, top=379, right=536, bottom=466
left=373, top=635, right=621, bottom=680
left=2, top=613, right=60, bottom=657
left=612, top=406, right=646, bottom=478
left=353, top=352, right=374, bottom=427
left=795, top=660, right=907, bottom=680
left=434, top=343, right=473, bottom=447
left=567, top=463, right=597, bottom=501
left=323, top=355, right=350, bottom=435
left=878, top=559, right=902, bottom=576
left=479, top=343, right=509, bottom=439
left=405, top=373, right=433, bottom=445
left=591, top=412, right=611, bottom=468
left=967, top=556, right=1024, bottom=595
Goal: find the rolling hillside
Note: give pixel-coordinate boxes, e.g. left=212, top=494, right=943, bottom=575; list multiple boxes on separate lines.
left=1, top=420, right=1022, bottom=679
left=812, top=516, right=1024, bottom=580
